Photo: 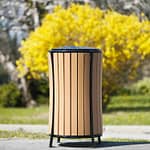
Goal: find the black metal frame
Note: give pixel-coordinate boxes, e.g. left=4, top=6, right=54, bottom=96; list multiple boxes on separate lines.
left=49, top=52, right=55, bottom=147
left=49, top=46, right=101, bottom=53
left=49, top=49, right=101, bottom=147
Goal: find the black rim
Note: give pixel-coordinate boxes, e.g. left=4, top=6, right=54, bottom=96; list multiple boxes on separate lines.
left=49, top=46, right=101, bottom=53
left=49, top=134, right=102, bottom=138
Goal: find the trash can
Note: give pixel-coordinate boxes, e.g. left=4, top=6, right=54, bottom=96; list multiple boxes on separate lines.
left=48, top=46, right=102, bottom=147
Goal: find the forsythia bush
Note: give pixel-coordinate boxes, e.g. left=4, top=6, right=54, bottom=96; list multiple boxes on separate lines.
left=17, top=4, right=150, bottom=108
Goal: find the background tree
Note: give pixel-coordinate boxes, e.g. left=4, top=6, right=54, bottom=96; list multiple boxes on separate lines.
left=17, top=4, right=150, bottom=109
left=0, top=0, right=150, bottom=107
left=0, top=0, right=42, bottom=106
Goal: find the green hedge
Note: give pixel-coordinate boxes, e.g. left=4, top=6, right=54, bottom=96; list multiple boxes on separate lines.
left=0, top=82, right=22, bottom=107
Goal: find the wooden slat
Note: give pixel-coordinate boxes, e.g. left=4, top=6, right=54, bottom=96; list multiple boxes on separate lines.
left=64, top=53, right=71, bottom=135
left=58, top=53, right=65, bottom=135
left=48, top=53, right=53, bottom=134
left=78, top=53, right=84, bottom=135
left=71, top=53, right=78, bottom=135
left=97, top=53, right=101, bottom=134
left=84, top=53, right=90, bottom=135
left=53, top=53, right=59, bottom=135
left=92, top=53, right=98, bottom=135
left=99, top=53, right=103, bottom=134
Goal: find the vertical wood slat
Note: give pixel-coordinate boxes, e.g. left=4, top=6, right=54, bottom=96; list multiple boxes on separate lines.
left=92, top=53, right=98, bottom=135
left=71, top=53, right=78, bottom=135
left=58, top=53, right=65, bottom=135
left=97, top=53, right=101, bottom=134
left=99, top=53, right=103, bottom=134
left=78, top=53, right=84, bottom=135
left=48, top=54, right=53, bottom=133
left=53, top=53, right=59, bottom=135
left=84, top=53, right=90, bottom=135
left=64, top=53, right=71, bottom=135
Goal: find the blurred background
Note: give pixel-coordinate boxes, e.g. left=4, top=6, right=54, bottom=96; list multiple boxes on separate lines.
left=0, top=0, right=150, bottom=125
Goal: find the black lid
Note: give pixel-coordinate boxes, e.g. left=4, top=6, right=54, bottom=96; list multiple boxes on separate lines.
left=49, top=46, right=101, bottom=53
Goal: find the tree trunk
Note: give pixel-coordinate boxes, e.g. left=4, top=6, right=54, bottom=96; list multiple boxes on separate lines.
left=19, top=77, right=37, bottom=107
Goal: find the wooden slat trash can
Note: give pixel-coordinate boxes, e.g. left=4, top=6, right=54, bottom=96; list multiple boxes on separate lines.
left=48, top=46, right=102, bottom=147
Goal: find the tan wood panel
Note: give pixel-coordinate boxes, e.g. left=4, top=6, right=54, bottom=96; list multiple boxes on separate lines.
left=71, top=53, right=78, bottom=135
left=64, top=53, right=71, bottom=135
left=48, top=53, right=53, bottom=134
left=78, top=53, right=84, bottom=135
left=97, top=53, right=101, bottom=134
left=92, top=53, right=98, bottom=134
left=99, top=53, right=103, bottom=134
left=53, top=53, right=59, bottom=135
left=58, top=53, right=65, bottom=135
left=83, top=53, right=90, bottom=135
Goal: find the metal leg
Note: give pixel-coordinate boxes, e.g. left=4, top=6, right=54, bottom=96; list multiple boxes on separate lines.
left=57, top=137, right=60, bottom=143
left=91, top=137, right=94, bottom=143
left=49, top=135, right=53, bottom=147
left=98, top=136, right=101, bottom=144
left=49, top=53, right=55, bottom=148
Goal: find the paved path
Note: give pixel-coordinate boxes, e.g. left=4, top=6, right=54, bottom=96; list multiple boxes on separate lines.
left=0, top=125, right=150, bottom=150
left=0, top=124, right=150, bottom=140
left=0, top=139, right=150, bottom=150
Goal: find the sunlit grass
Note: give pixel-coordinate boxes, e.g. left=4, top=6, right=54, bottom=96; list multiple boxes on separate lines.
left=0, top=130, right=48, bottom=139
left=104, top=95, right=150, bottom=125
left=0, top=130, right=150, bottom=143
left=0, top=95, right=150, bottom=125
left=0, top=105, right=48, bottom=124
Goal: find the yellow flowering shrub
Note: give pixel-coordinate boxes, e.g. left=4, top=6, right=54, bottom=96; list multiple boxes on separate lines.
left=17, top=4, right=150, bottom=108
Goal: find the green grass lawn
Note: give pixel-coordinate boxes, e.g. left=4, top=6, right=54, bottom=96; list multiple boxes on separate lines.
left=0, top=130, right=150, bottom=143
left=104, top=95, right=150, bottom=125
left=0, top=105, right=48, bottom=124
left=0, top=95, right=150, bottom=125
left=0, top=130, right=48, bottom=139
